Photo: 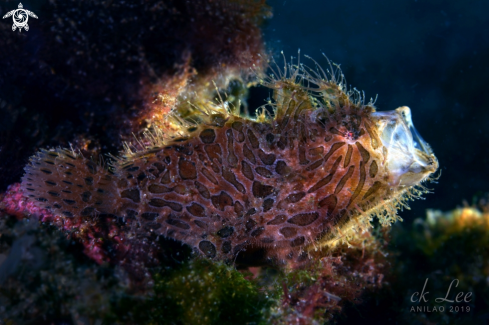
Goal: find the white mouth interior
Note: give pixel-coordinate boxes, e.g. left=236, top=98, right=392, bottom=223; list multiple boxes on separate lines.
left=371, top=106, right=434, bottom=187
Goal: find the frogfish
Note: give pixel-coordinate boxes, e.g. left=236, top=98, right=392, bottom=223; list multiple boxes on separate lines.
left=20, top=57, right=438, bottom=266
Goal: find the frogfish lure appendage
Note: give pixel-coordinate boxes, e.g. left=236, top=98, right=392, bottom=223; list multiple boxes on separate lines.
left=21, top=56, right=439, bottom=266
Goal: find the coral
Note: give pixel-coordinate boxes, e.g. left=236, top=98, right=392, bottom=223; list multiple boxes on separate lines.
left=268, top=226, right=388, bottom=324
left=0, top=209, right=390, bottom=324
left=0, top=182, right=53, bottom=222
left=402, top=204, right=489, bottom=315
left=338, top=199, right=489, bottom=325
left=0, top=216, right=128, bottom=324
left=396, top=205, right=489, bottom=324
left=0, top=209, right=272, bottom=324
left=403, top=202, right=489, bottom=287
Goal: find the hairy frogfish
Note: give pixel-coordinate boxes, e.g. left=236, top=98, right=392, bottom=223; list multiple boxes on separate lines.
left=20, top=57, right=438, bottom=266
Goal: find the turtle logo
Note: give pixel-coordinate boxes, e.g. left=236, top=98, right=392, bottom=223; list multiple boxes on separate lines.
left=2, top=3, right=38, bottom=32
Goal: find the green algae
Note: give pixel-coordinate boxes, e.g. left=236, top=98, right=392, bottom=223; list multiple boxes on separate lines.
left=0, top=213, right=391, bottom=325
left=0, top=215, right=275, bottom=325
left=107, top=259, right=274, bottom=325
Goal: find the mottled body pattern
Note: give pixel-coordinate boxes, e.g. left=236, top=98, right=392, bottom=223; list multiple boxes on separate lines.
left=21, top=59, right=438, bottom=266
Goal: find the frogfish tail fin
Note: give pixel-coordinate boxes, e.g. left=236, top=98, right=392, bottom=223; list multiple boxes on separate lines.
left=21, top=148, right=117, bottom=218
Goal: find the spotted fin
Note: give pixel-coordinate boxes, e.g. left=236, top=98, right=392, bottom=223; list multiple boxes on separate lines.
left=21, top=149, right=116, bottom=218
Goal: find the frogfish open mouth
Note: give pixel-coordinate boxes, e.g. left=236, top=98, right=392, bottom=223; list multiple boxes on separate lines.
left=20, top=56, right=438, bottom=266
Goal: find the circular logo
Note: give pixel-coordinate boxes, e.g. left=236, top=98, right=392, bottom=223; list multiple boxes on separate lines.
left=13, top=9, right=28, bottom=28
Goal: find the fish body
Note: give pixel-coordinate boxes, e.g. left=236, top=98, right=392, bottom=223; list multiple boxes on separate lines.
left=21, top=59, right=438, bottom=266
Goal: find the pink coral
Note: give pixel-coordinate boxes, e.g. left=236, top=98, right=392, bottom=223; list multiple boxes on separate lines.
left=0, top=183, right=54, bottom=222
left=1, top=183, right=131, bottom=265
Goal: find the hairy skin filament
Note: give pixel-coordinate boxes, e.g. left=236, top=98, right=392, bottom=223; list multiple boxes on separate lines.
left=21, top=55, right=439, bottom=267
